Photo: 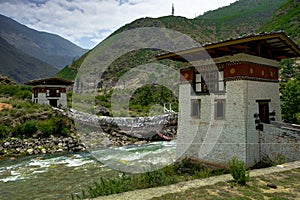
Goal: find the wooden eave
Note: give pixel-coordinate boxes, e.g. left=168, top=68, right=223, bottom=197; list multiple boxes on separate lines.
left=25, top=77, right=74, bottom=86
left=156, top=32, right=300, bottom=62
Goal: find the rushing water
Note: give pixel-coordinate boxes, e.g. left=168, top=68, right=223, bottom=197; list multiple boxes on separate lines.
left=0, top=140, right=176, bottom=200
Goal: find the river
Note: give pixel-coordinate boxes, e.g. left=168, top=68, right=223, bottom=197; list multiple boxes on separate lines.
left=0, top=140, right=176, bottom=200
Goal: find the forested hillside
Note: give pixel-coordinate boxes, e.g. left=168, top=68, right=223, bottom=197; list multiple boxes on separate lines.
left=259, top=0, right=300, bottom=45
left=197, top=0, right=286, bottom=40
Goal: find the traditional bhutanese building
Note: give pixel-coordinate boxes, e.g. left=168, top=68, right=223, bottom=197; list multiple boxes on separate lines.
left=25, top=77, right=73, bottom=108
left=157, top=31, right=300, bottom=166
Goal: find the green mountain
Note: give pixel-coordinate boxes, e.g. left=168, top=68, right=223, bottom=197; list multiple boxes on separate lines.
left=0, top=37, right=58, bottom=83
left=259, top=0, right=300, bottom=45
left=0, top=14, right=87, bottom=69
left=56, top=0, right=288, bottom=84
left=197, top=0, right=287, bottom=40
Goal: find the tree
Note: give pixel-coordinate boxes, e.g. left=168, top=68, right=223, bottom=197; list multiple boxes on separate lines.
left=280, top=79, right=300, bottom=123
left=279, top=59, right=300, bottom=82
left=279, top=59, right=300, bottom=123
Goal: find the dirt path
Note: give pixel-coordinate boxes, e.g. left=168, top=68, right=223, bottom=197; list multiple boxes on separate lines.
left=94, top=161, right=300, bottom=200
left=0, top=103, right=12, bottom=111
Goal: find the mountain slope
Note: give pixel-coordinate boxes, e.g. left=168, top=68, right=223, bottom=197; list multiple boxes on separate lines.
left=0, top=14, right=87, bottom=69
left=56, top=50, right=91, bottom=81
left=259, top=0, right=300, bottom=46
left=111, top=16, right=216, bottom=44
left=0, top=37, right=58, bottom=83
left=197, top=0, right=287, bottom=40
left=56, top=0, right=287, bottom=84
left=55, top=15, right=216, bottom=81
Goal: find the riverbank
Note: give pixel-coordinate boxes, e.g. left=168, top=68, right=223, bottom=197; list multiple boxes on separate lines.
left=0, top=136, right=86, bottom=157
left=0, top=83, right=178, bottom=158
left=0, top=113, right=178, bottom=158
left=95, top=160, right=300, bottom=200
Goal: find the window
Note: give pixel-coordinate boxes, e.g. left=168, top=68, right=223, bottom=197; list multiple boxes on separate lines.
left=193, top=71, right=208, bottom=94
left=46, top=88, right=61, bottom=97
left=195, top=73, right=202, bottom=92
left=215, top=99, right=225, bottom=120
left=218, top=71, right=224, bottom=91
left=191, top=99, right=201, bottom=118
left=193, top=70, right=224, bottom=94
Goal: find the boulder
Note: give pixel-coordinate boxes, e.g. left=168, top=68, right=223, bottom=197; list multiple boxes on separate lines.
left=26, top=148, right=34, bottom=155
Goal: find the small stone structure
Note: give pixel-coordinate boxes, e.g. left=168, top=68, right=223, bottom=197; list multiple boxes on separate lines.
left=25, top=77, right=73, bottom=108
left=157, top=32, right=300, bottom=166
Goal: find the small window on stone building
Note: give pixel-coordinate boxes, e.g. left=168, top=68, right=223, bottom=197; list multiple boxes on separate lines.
left=191, top=99, right=201, bottom=118
left=195, top=73, right=202, bottom=92
left=218, top=71, right=224, bottom=91
left=215, top=99, right=225, bottom=120
left=193, top=70, right=224, bottom=94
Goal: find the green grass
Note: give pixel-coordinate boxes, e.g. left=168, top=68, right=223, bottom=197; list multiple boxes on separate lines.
left=150, top=168, right=300, bottom=200
left=71, top=159, right=300, bottom=200
left=71, top=158, right=229, bottom=199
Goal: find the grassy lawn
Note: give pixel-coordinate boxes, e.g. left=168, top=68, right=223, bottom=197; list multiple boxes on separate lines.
left=151, top=168, right=300, bottom=200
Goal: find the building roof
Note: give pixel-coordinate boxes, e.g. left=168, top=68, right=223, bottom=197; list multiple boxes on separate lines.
left=156, top=31, right=300, bottom=62
left=24, top=77, right=74, bottom=86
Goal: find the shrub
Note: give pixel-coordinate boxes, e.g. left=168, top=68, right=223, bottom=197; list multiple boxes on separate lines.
left=73, top=176, right=134, bottom=199
left=0, top=124, right=8, bottom=139
left=228, top=157, right=249, bottom=186
left=0, top=85, right=31, bottom=99
left=193, top=168, right=212, bottom=179
left=37, top=117, right=70, bottom=137
left=37, top=119, right=56, bottom=137
left=21, top=121, right=37, bottom=135
left=12, top=120, right=37, bottom=137
left=138, top=170, right=175, bottom=188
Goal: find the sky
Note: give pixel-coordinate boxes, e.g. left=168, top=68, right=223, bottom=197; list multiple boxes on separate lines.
left=0, top=0, right=237, bottom=49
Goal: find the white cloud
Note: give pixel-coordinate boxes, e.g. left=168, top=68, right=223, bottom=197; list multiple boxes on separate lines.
left=0, top=0, right=236, bottom=49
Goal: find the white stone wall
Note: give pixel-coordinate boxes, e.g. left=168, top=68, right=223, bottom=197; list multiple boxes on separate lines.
left=37, top=93, right=49, bottom=105
left=31, top=94, right=36, bottom=103
left=177, top=82, right=247, bottom=166
left=244, top=80, right=281, bottom=166
left=58, top=93, right=68, bottom=107
left=35, top=92, right=68, bottom=107
left=178, top=52, right=285, bottom=166
left=261, top=124, right=300, bottom=163
left=177, top=79, right=282, bottom=166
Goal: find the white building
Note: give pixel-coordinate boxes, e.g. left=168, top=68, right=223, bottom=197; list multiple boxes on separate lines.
left=157, top=32, right=300, bottom=167
left=25, top=77, right=73, bottom=108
